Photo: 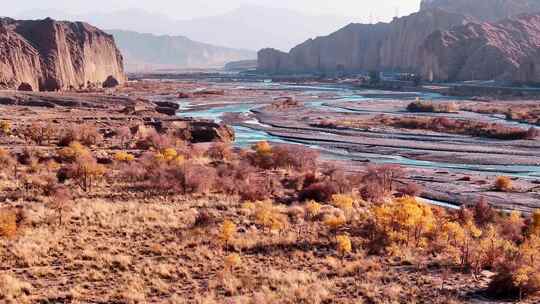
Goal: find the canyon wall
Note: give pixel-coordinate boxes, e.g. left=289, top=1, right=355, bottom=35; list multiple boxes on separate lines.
left=421, top=14, right=540, bottom=83
left=258, top=9, right=470, bottom=74
left=258, top=0, right=540, bottom=83
left=0, top=18, right=126, bottom=91
left=420, top=0, right=540, bottom=21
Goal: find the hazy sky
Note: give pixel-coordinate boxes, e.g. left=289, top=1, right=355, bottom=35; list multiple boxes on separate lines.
left=4, top=0, right=422, bottom=21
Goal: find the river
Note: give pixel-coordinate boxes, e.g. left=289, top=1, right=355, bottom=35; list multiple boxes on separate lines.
left=172, top=81, right=540, bottom=179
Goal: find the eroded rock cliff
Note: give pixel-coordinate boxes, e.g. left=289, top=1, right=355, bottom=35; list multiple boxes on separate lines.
left=0, top=18, right=126, bottom=91
left=258, top=9, right=470, bottom=74
left=420, top=14, right=540, bottom=83
left=420, top=0, right=540, bottom=22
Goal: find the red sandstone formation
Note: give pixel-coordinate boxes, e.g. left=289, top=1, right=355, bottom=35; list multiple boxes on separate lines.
left=421, top=14, right=540, bottom=83
left=0, top=18, right=126, bottom=91
left=420, top=0, right=540, bottom=22
left=257, top=9, right=471, bottom=74
left=258, top=0, right=540, bottom=84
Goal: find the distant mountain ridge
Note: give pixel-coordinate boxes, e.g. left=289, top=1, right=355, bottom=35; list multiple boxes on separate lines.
left=106, top=30, right=255, bottom=72
left=17, top=5, right=352, bottom=51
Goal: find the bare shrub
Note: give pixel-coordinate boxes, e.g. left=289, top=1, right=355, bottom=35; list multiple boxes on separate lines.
left=472, top=198, right=497, bottom=227
left=116, top=126, right=132, bottom=148
left=323, top=166, right=358, bottom=194
left=206, top=142, right=233, bottom=161
left=239, top=175, right=281, bottom=202
left=144, top=165, right=186, bottom=194
left=59, top=124, right=103, bottom=147
left=397, top=182, right=422, bottom=197
left=66, top=155, right=106, bottom=192
left=361, top=164, right=404, bottom=202
left=136, top=128, right=175, bottom=150
left=388, top=116, right=533, bottom=140
left=22, top=122, right=57, bottom=145
left=271, top=144, right=318, bottom=171
left=119, top=162, right=147, bottom=183
left=183, top=164, right=216, bottom=194
left=0, top=148, right=17, bottom=174
left=48, top=186, right=73, bottom=225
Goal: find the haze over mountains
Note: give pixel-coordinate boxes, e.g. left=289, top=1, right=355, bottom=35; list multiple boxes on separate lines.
left=15, top=5, right=352, bottom=72
left=17, top=5, right=353, bottom=51
left=106, top=30, right=255, bottom=72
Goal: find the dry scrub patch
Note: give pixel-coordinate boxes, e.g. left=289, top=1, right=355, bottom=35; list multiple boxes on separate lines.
left=0, top=89, right=539, bottom=303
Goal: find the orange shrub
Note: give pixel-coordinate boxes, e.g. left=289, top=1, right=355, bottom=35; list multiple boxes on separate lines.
left=58, top=141, right=91, bottom=162
left=219, top=220, right=237, bottom=245
left=0, top=120, right=11, bottom=136
left=368, top=197, right=435, bottom=253
left=253, top=141, right=272, bottom=156
left=324, top=215, right=347, bottom=231
left=495, top=176, right=513, bottom=192
left=336, top=235, right=352, bottom=255
left=224, top=253, right=242, bottom=271
left=0, top=209, right=17, bottom=239
left=489, top=235, right=540, bottom=299
left=331, top=194, right=354, bottom=210
left=114, top=151, right=135, bottom=162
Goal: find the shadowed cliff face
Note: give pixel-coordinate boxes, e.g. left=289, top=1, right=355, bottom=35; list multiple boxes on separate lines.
left=420, top=0, right=540, bottom=22
left=257, top=9, right=470, bottom=74
left=421, top=14, right=540, bottom=83
left=0, top=18, right=125, bottom=91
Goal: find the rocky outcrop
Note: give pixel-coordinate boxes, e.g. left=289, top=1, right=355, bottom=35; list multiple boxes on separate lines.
left=420, top=14, right=540, bottom=83
left=189, top=121, right=235, bottom=143
left=0, top=17, right=126, bottom=91
left=420, top=0, right=540, bottom=22
left=258, top=9, right=470, bottom=74
left=165, top=120, right=235, bottom=143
